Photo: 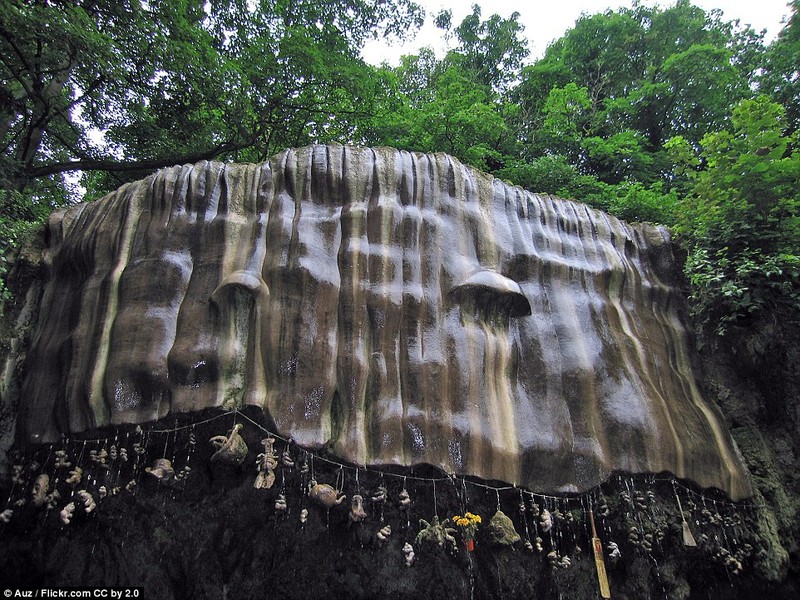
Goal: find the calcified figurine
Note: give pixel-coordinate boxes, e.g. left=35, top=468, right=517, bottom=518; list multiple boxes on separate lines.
left=66, top=467, right=82, bottom=485
left=77, top=490, right=96, bottom=514
left=53, top=450, right=71, bottom=469
left=398, top=489, right=412, bottom=511
left=274, top=493, right=287, bottom=513
left=31, top=474, right=49, bottom=507
left=539, top=509, right=553, bottom=533
left=210, top=423, right=248, bottom=466
left=254, top=437, right=278, bottom=489
left=403, top=542, right=415, bottom=566
left=145, top=458, right=175, bottom=484
left=308, top=480, right=346, bottom=509
left=60, top=502, right=75, bottom=525
left=349, top=494, right=367, bottom=523
left=377, top=525, right=392, bottom=545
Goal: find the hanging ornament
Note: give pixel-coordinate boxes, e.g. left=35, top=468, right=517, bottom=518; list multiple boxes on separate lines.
left=90, top=448, right=110, bottom=470
left=145, top=458, right=175, bottom=484
left=487, top=509, right=520, bottom=546
left=590, top=509, right=611, bottom=599
left=66, top=467, right=83, bottom=486
left=274, top=493, right=288, bottom=514
left=119, top=447, right=129, bottom=463
left=403, top=542, right=415, bottom=566
left=415, top=517, right=457, bottom=553
left=539, top=508, right=552, bottom=533
left=254, top=437, right=278, bottom=489
left=60, top=502, right=76, bottom=525
left=209, top=423, right=248, bottom=466
left=31, top=474, right=50, bottom=507
left=77, top=490, right=96, bottom=514
left=281, top=449, right=295, bottom=468
left=398, top=488, right=412, bottom=511
left=299, top=508, right=308, bottom=524
left=349, top=494, right=367, bottom=523
left=377, top=525, right=392, bottom=545
left=607, top=541, right=622, bottom=564
left=53, top=450, right=71, bottom=469
left=371, top=486, right=387, bottom=504
left=596, top=496, right=610, bottom=519
left=308, top=480, right=346, bottom=509
left=528, top=500, right=541, bottom=518
left=0, top=509, right=12, bottom=523
left=109, top=445, right=118, bottom=461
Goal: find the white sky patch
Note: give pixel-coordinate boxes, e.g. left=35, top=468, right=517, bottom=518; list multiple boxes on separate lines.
left=362, top=0, right=792, bottom=66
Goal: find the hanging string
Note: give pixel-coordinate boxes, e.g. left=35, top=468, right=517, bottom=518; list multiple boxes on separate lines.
left=9, top=407, right=760, bottom=514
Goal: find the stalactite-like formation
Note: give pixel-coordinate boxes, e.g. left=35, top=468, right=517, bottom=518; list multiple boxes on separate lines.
left=12, top=144, right=751, bottom=499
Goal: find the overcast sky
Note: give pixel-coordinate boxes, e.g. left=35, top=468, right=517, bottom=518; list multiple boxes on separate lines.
left=362, top=0, right=793, bottom=65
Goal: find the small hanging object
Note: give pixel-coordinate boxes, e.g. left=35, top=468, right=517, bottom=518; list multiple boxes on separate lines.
left=53, top=450, right=71, bottom=469
left=398, top=488, right=412, bottom=511
left=132, top=442, right=145, bottom=456
left=119, top=447, right=129, bottom=462
left=452, top=512, right=482, bottom=551
left=254, top=437, right=278, bottom=489
left=299, top=508, right=308, bottom=524
left=175, top=465, right=192, bottom=483
left=210, top=423, right=249, bottom=466
left=371, top=486, right=388, bottom=504
left=109, top=445, right=118, bottom=461
left=90, top=448, right=110, bottom=469
left=675, top=491, right=697, bottom=547
left=281, top=450, right=295, bottom=468
left=274, top=493, right=288, bottom=513
left=31, top=474, right=50, bottom=507
left=349, top=494, right=367, bottom=523
left=377, top=525, right=392, bottom=545
left=11, top=465, right=24, bottom=485
left=66, top=467, right=83, bottom=486
left=596, top=497, right=610, bottom=519
left=403, top=542, right=415, bottom=566
left=539, top=508, right=552, bottom=533
left=125, top=480, right=137, bottom=493
left=607, top=541, right=622, bottom=564
left=528, top=500, right=541, bottom=518
left=77, top=490, right=96, bottom=514
left=589, top=509, right=612, bottom=599
left=518, top=500, right=527, bottom=515
left=308, top=480, right=346, bottom=509
left=487, top=510, right=520, bottom=547
left=60, top=502, right=76, bottom=525
left=0, top=509, right=12, bottom=523
left=145, top=458, right=175, bottom=484
left=98, top=486, right=108, bottom=500
left=415, top=517, right=457, bottom=553
left=534, top=536, right=544, bottom=553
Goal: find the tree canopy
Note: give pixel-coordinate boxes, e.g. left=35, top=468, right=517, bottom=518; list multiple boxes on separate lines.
left=2, top=0, right=800, bottom=339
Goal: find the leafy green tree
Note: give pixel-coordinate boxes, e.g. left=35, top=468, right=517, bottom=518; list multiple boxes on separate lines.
left=760, top=0, right=800, bottom=133
left=0, top=0, right=424, bottom=197
left=513, top=0, right=762, bottom=183
left=674, top=96, right=800, bottom=335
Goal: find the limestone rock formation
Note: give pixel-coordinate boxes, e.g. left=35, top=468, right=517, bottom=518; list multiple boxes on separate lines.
left=12, top=144, right=751, bottom=499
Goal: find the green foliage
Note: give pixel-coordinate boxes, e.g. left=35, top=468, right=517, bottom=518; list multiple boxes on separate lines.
left=676, top=96, right=800, bottom=335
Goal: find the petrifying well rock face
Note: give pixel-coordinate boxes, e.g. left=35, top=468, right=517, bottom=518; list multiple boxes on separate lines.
left=15, top=144, right=751, bottom=499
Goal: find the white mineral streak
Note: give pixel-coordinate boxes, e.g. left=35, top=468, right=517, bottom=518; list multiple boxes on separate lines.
left=17, top=145, right=750, bottom=499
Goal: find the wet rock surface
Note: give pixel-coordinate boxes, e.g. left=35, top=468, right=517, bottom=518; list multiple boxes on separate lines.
left=7, top=145, right=748, bottom=498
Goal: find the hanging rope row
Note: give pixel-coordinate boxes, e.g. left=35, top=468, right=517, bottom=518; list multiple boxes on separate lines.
left=3, top=407, right=759, bottom=512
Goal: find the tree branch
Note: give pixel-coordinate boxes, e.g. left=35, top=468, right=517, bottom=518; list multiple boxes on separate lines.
left=27, top=137, right=262, bottom=179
